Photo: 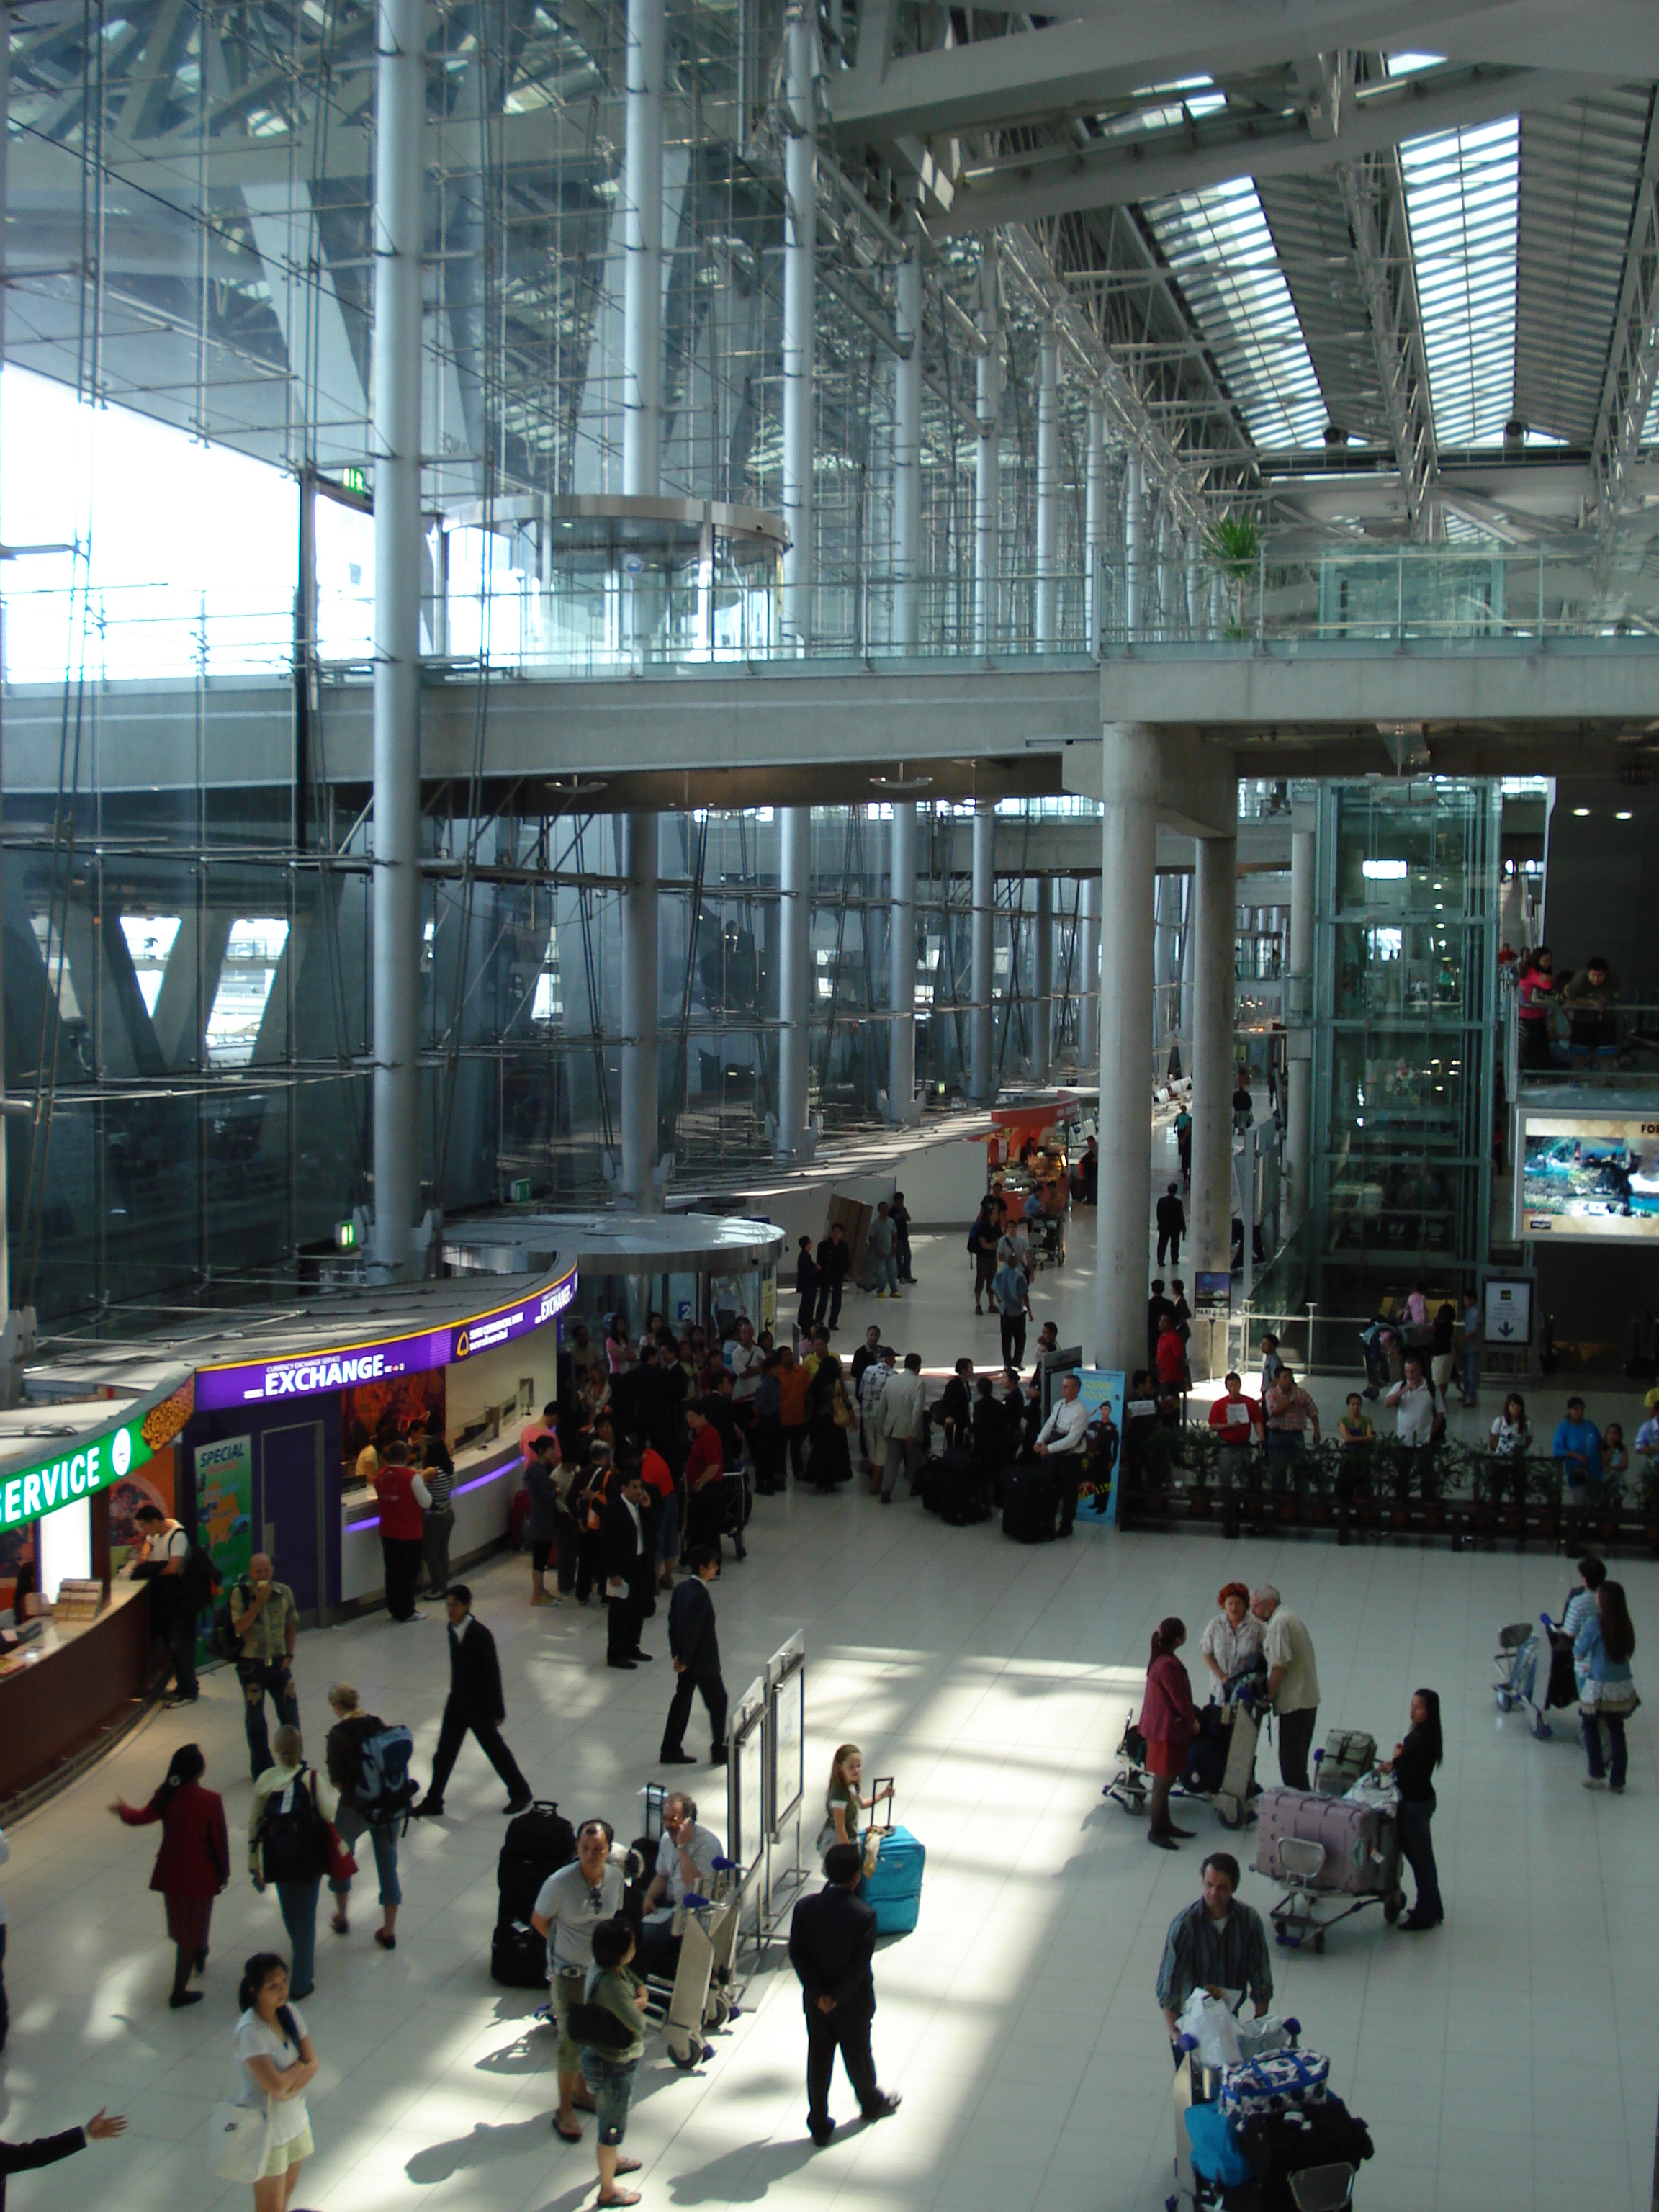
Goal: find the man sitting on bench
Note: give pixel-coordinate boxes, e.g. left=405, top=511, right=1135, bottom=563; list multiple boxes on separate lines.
left=635, top=1791, right=724, bottom=1979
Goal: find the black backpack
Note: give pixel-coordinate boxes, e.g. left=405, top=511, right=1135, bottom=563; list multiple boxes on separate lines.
left=179, top=1540, right=221, bottom=1617
left=258, top=1770, right=326, bottom=1884
left=207, top=1578, right=249, bottom=1663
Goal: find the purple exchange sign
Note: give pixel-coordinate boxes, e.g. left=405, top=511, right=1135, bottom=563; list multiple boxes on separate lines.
left=194, top=1264, right=577, bottom=1412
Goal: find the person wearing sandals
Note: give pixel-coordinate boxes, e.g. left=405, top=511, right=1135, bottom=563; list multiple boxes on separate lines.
left=816, top=1745, right=892, bottom=1878
left=1377, top=1689, right=1444, bottom=1930
left=1576, top=1579, right=1638, bottom=1794
left=323, top=1683, right=400, bottom=1951
left=532, top=1818, right=626, bottom=2144
left=575, top=1916, right=650, bottom=2208
left=230, top=1952, right=318, bottom=2212
left=1140, top=1617, right=1201, bottom=1851
left=109, top=1744, right=229, bottom=2008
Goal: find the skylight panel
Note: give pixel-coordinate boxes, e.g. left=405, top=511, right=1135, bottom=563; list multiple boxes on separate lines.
left=1142, top=176, right=1326, bottom=449
left=1398, top=117, right=1519, bottom=447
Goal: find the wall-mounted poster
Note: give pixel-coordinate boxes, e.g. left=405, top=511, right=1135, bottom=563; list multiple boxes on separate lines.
left=1516, top=1112, right=1659, bottom=1243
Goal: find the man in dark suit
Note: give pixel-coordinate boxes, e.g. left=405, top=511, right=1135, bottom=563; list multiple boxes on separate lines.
left=1156, top=1181, right=1187, bottom=1267
left=1, top=2109, right=127, bottom=2208
left=410, top=1586, right=532, bottom=1817
left=660, top=1546, right=729, bottom=1767
left=814, top=1222, right=850, bottom=1332
left=601, top=1467, right=655, bottom=1671
left=788, top=1843, right=902, bottom=2148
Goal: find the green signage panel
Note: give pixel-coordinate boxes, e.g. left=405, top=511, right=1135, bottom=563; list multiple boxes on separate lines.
left=0, top=1416, right=156, bottom=1534
left=510, top=1177, right=532, bottom=1202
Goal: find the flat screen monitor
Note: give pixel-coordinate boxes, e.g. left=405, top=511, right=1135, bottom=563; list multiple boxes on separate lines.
left=1514, top=1111, right=1659, bottom=1243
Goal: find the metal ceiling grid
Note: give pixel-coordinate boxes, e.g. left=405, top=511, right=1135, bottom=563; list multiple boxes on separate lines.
left=1254, top=173, right=1389, bottom=446
left=1398, top=114, right=1520, bottom=448
left=1140, top=174, right=1327, bottom=453
left=1515, top=88, right=1654, bottom=444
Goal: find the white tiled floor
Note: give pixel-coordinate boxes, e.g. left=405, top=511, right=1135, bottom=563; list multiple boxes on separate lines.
left=4, top=1172, right=1655, bottom=2212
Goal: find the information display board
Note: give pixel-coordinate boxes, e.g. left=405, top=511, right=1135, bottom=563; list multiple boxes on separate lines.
left=768, top=1640, right=806, bottom=1839
left=726, top=1676, right=768, bottom=1874
left=1483, top=1277, right=1534, bottom=1347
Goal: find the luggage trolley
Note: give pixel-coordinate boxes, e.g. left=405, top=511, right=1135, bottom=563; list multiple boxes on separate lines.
left=1262, top=1828, right=1405, bottom=1955
left=1496, top=1612, right=1578, bottom=1739
left=1103, top=1709, right=1150, bottom=1817
left=631, top=1781, right=746, bottom=2069
left=1174, top=1694, right=1267, bottom=1830
left=1168, top=2027, right=1364, bottom=2212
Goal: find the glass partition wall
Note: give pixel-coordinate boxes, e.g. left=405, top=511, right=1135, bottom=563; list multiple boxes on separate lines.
left=1310, top=779, right=1501, bottom=1310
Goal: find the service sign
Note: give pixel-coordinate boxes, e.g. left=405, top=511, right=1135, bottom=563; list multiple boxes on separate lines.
left=194, top=1264, right=579, bottom=1410
left=0, top=1415, right=155, bottom=1534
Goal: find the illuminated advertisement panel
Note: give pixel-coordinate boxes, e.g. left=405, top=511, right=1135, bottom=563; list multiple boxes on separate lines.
left=1515, top=1113, right=1659, bottom=1243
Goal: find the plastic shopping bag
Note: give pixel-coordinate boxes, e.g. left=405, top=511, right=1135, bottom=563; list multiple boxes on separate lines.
left=1177, top=1988, right=1243, bottom=2069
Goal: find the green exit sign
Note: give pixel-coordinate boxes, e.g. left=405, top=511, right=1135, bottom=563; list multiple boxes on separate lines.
left=336, top=1219, right=358, bottom=1250
left=341, top=466, right=369, bottom=497
left=510, top=1178, right=532, bottom=1203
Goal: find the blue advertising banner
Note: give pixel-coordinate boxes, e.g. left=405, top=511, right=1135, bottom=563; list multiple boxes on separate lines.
left=1071, top=1369, right=1126, bottom=1530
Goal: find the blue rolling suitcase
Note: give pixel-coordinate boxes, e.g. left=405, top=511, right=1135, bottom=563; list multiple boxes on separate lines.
left=863, top=1822, right=925, bottom=1937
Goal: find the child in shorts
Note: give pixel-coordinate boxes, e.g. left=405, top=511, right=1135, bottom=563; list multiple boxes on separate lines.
left=577, top=1916, right=650, bottom=2207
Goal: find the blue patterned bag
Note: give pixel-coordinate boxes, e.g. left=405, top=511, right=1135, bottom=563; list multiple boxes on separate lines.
left=1218, top=2046, right=1331, bottom=2121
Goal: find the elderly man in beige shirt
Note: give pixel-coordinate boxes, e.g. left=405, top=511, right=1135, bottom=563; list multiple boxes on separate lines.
left=1251, top=1584, right=1321, bottom=1791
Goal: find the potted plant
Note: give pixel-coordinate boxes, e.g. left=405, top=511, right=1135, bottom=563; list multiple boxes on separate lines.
left=1304, top=1446, right=1336, bottom=1528
left=1373, top=1436, right=1416, bottom=1530
left=1206, top=515, right=1261, bottom=640
left=1183, top=1425, right=1216, bottom=1520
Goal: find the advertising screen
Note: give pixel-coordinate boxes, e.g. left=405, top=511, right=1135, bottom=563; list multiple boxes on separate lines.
left=1515, top=1113, right=1659, bottom=1243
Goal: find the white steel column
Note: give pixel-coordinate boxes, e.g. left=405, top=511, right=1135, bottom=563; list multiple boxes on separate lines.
left=887, top=801, right=917, bottom=1120
left=621, top=0, right=664, bottom=498
left=1077, top=874, right=1100, bottom=1074
left=974, top=253, right=1000, bottom=653
left=781, top=8, right=816, bottom=652
left=1287, top=826, right=1315, bottom=1228
left=893, top=199, right=923, bottom=652
left=619, top=813, right=660, bottom=1208
left=1084, top=398, right=1105, bottom=653
left=1190, top=829, right=1240, bottom=1342
left=1095, top=724, right=1159, bottom=1374
left=1034, top=331, right=1059, bottom=649
left=776, top=806, right=811, bottom=1156
left=970, top=800, right=995, bottom=1103
left=1123, top=452, right=1143, bottom=642
left=370, top=0, right=427, bottom=1279
left=1031, top=875, right=1054, bottom=1082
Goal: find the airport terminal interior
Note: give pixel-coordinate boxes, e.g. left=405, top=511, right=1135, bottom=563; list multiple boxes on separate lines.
left=4, top=0, right=1659, bottom=2206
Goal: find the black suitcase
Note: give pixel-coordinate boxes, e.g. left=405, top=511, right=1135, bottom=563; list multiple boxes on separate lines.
left=919, top=1457, right=945, bottom=1516
left=938, top=1447, right=984, bottom=1527
left=1239, top=2093, right=1374, bottom=2209
left=491, top=1799, right=577, bottom=1985
left=1182, top=1707, right=1231, bottom=1795
left=1001, top=1465, right=1063, bottom=1543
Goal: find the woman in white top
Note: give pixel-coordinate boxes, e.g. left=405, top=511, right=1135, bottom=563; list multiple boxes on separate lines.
left=230, top=1951, right=318, bottom=2211
left=1198, top=1582, right=1266, bottom=1691
left=1489, top=1393, right=1531, bottom=1460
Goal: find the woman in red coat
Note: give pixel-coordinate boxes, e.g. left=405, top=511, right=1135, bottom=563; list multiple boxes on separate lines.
left=1139, top=1617, right=1201, bottom=1852
left=109, top=1744, right=229, bottom=2008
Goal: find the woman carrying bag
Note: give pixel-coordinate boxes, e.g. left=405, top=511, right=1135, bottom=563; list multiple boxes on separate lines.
left=1576, top=1580, right=1638, bottom=1793
left=1139, top=1617, right=1201, bottom=1851
left=1377, top=1688, right=1444, bottom=1930
left=248, top=1726, right=344, bottom=2000
left=109, top=1743, right=230, bottom=2008
left=211, top=1952, right=318, bottom=2211
left=804, top=1354, right=855, bottom=1491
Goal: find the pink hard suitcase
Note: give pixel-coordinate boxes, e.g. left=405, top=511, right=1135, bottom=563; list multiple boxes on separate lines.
left=1254, top=1786, right=1397, bottom=1896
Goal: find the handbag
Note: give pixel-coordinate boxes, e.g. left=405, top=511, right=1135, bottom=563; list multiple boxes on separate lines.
left=1584, top=1678, right=1639, bottom=1717
left=208, top=2098, right=274, bottom=2185
left=322, top=1815, right=358, bottom=1886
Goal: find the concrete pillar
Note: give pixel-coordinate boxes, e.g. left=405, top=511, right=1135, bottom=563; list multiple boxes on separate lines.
left=1095, top=724, right=1159, bottom=1374
left=776, top=806, right=811, bottom=1155
left=369, top=0, right=427, bottom=1279
left=781, top=10, right=816, bottom=651
left=1077, top=874, right=1100, bottom=1073
left=622, top=0, right=664, bottom=498
left=970, top=800, right=995, bottom=1103
left=619, top=812, right=660, bottom=1208
left=887, top=801, right=917, bottom=1120
left=1084, top=398, right=1105, bottom=653
left=892, top=201, right=922, bottom=652
left=1190, top=829, right=1239, bottom=1321
left=1034, top=331, right=1059, bottom=649
left=1123, top=453, right=1143, bottom=641
left=1032, top=875, right=1053, bottom=1082
left=974, top=253, right=1000, bottom=653
left=1286, top=826, right=1315, bottom=1228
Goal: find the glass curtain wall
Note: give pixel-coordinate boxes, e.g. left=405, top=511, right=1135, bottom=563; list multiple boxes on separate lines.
left=1310, top=778, right=1500, bottom=1310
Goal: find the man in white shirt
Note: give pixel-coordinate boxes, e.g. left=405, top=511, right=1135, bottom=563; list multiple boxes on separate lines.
left=132, top=1504, right=198, bottom=1705
left=1034, top=1373, right=1090, bottom=1458
left=636, top=1791, right=724, bottom=1976
left=877, top=1354, right=927, bottom=1503
left=1385, top=1357, right=1441, bottom=1449
left=532, top=1818, right=626, bottom=2141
